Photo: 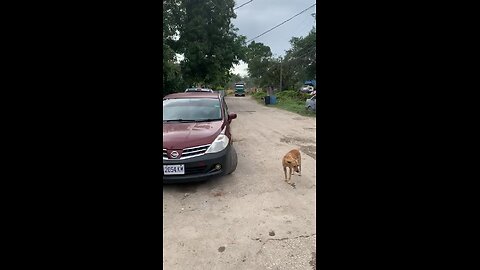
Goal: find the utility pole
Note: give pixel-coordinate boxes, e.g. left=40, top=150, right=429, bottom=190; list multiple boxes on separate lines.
left=279, top=57, right=282, bottom=92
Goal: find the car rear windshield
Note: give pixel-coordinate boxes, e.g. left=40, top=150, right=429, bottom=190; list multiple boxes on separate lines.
left=163, top=98, right=222, bottom=122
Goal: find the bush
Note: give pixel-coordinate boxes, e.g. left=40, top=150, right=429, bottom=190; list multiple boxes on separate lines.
left=276, top=90, right=310, bottom=103
left=252, top=89, right=266, bottom=100
left=248, top=88, right=315, bottom=117
left=274, top=90, right=315, bottom=117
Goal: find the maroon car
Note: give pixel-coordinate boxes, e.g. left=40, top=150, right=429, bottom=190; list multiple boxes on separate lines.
left=163, top=92, right=238, bottom=183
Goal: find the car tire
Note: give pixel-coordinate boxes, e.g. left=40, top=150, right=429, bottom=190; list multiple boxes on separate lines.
left=226, top=145, right=238, bottom=175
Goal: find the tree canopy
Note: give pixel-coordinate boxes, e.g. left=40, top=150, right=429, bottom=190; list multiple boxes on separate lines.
left=284, top=27, right=316, bottom=84
left=163, top=0, right=184, bottom=95
left=162, top=0, right=246, bottom=96
left=163, top=1, right=316, bottom=96
left=243, top=27, right=316, bottom=91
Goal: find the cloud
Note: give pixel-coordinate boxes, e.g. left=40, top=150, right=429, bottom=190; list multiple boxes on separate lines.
left=233, top=0, right=316, bottom=57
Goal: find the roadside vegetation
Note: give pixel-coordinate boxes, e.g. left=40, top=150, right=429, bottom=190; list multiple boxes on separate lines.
left=163, top=1, right=317, bottom=117
left=251, top=89, right=315, bottom=117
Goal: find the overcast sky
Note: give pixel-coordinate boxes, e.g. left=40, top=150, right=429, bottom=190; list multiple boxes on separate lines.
left=231, top=0, right=316, bottom=76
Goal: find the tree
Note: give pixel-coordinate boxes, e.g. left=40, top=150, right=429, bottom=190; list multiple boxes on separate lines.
left=245, top=42, right=272, bottom=77
left=284, top=27, right=316, bottom=86
left=176, top=0, right=246, bottom=88
left=244, top=42, right=274, bottom=87
left=163, top=0, right=185, bottom=96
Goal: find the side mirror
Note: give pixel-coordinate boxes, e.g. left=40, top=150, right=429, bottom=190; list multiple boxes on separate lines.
left=228, top=113, right=237, bottom=121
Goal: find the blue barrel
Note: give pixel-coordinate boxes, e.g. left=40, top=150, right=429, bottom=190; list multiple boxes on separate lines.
left=270, top=95, right=276, bottom=104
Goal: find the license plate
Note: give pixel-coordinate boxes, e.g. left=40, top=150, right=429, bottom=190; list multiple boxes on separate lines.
left=163, top=164, right=185, bottom=175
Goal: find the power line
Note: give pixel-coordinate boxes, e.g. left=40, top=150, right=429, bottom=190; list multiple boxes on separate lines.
left=285, top=47, right=316, bottom=64
left=292, top=15, right=312, bottom=35
left=246, top=3, right=316, bottom=43
left=293, top=44, right=317, bottom=58
left=234, top=0, right=254, bottom=10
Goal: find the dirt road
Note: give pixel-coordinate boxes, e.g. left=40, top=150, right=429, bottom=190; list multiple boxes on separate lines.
left=163, top=96, right=317, bottom=270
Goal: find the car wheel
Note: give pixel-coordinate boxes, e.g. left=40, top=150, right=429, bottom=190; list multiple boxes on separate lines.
left=226, top=145, right=238, bottom=175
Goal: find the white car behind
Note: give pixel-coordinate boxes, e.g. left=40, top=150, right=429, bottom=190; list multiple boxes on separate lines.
left=306, top=95, right=316, bottom=112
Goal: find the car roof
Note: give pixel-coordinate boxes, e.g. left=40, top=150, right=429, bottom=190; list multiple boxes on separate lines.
left=185, top=88, right=213, bottom=92
left=164, top=92, right=220, bottom=99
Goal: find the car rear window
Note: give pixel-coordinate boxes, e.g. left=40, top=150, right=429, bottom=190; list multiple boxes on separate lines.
left=163, top=98, right=222, bottom=122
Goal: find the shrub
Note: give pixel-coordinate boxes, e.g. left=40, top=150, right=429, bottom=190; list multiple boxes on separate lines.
left=252, top=89, right=266, bottom=100
left=276, top=90, right=310, bottom=103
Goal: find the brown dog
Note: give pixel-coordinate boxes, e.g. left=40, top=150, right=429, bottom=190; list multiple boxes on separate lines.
left=282, top=149, right=301, bottom=184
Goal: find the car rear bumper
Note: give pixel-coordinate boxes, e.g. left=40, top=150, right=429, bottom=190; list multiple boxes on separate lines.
left=162, top=145, right=235, bottom=183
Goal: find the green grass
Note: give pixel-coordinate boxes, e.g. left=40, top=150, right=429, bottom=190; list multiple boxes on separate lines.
left=251, top=90, right=316, bottom=117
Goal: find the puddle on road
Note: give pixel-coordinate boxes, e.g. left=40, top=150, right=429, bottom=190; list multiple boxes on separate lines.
left=300, top=145, right=316, bottom=160
left=280, top=136, right=315, bottom=145
left=280, top=136, right=316, bottom=160
left=174, top=184, right=199, bottom=194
